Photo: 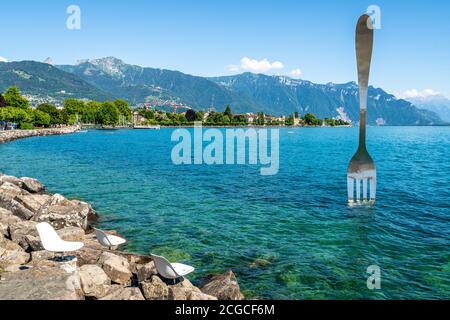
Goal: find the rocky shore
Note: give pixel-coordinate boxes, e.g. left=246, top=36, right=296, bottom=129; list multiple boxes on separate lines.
left=0, top=174, right=244, bottom=300
left=0, top=126, right=80, bottom=144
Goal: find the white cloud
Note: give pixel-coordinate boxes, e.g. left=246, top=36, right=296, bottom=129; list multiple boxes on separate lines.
left=240, top=57, right=284, bottom=73
left=227, top=64, right=240, bottom=72
left=398, top=89, right=440, bottom=99
left=0, top=56, right=8, bottom=63
left=290, top=68, right=302, bottom=78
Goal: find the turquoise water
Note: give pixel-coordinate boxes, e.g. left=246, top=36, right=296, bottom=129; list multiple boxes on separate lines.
left=0, top=127, right=449, bottom=299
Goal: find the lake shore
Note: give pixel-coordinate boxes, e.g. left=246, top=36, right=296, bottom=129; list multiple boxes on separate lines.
left=0, top=126, right=81, bottom=144
left=0, top=173, right=244, bottom=300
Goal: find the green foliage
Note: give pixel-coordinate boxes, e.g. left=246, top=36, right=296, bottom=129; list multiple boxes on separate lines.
left=0, top=94, right=7, bottom=108
left=303, top=113, right=323, bottom=126
left=19, top=123, right=34, bottom=130
left=33, top=110, right=51, bottom=127
left=185, top=109, right=196, bottom=122
left=224, top=105, right=232, bottom=117
left=114, top=99, right=132, bottom=121
left=98, top=102, right=120, bottom=126
left=0, top=107, right=33, bottom=125
left=3, top=87, right=29, bottom=109
left=36, top=103, right=64, bottom=125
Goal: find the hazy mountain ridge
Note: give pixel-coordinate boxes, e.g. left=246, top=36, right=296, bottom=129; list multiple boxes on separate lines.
left=406, top=95, right=450, bottom=122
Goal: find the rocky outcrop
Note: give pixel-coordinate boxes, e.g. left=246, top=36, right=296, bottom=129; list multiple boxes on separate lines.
left=0, top=174, right=245, bottom=300
left=200, top=271, right=245, bottom=300
left=0, top=127, right=80, bottom=144
left=79, top=264, right=111, bottom=299
left=98, top=252, right=132, bottom=285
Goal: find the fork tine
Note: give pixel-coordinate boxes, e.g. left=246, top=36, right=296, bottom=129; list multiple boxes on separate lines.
left=356, top=178, right=361, bottom=202
left=347, top=177, right=354, bottom=203
left=362, top=178, right=368, bottom=202
left=369, top=177, right=376, bottom=202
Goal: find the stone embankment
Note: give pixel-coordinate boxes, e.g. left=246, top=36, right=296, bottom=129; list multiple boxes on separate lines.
left=0, top=174, right=244, bottom=300
left=0, top=126, right=80, bottom=144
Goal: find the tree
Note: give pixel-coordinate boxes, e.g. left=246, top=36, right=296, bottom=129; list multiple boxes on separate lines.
left=303, top=113, right=318, bottom=125
left=185, top=109, right=196, bottom=122
left=0, top=94, right=7, bottom=108
left=114, top=99, right=131, bottom=121
left=98, top=102, right=119, bottom=126
left=37, top=103, right=63, bottom=125
left=0, top=107, right=33, bottom=125
left=33, top=110, right=51, bottom=127
left=224, top=105, right=232, bottom=117
left=3, top=87, right=29, bottom=109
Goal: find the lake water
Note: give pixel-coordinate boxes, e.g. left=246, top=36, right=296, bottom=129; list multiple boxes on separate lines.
left=0, top=127, right=448, bottom=299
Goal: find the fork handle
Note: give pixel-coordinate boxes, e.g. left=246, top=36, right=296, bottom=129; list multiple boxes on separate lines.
left=356, top=15, right=373, bottom=150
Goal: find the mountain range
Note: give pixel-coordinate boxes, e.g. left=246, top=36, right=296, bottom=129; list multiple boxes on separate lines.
left=0, top=57, right=446, bottom=125
left=405, top=95, right=450, bottom=123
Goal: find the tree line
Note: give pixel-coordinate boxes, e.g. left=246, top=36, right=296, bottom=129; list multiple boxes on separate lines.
left=0, top=87, right=132, bottom=129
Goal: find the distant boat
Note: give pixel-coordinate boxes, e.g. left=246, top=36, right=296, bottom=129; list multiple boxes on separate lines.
left=99, top=126, right=119, bottom=130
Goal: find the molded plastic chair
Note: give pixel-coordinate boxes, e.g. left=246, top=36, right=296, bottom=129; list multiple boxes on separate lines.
left=151, top=254, right=195, bottom=281
left=36, top=222, right=84, bottom=254
left=94, top=228, right=127, bottom=250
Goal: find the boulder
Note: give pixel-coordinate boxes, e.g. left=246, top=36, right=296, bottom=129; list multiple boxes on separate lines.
left=0, top=266, right=83, bottom=300
left=140, top=275, right=169, bottom=300
left=136, top=261, right=157, bottom=282
left=200, top=271, right=245, bottom=300
left=74, top=247, right=103, bottom=266
left=24, top=235, right=44, bottom=251
left=0, top=181, right=24, bottom=197
left=32, top=194, right=97, bottom=230
left=0, top=194, right=35, bottom=220
left=100, top=286, right=145, bottom=300
left=20, top=177, right=46, bottom=194
left=31, top=250, right=57, bottom=262
left=14, top=194, right=49, bottom=213
left=79, top=264, right=111, bottom=299
left=0, top=238, right=30, bottom=269
left=57, top=226, right=85, bottom=241
left=98, top=252, right=132, bottom=285
left=167, top=278, right=216, bottom=300
left=0, top=175, right=23, bottom=188
left=0, top=208, right=21, bottom=237
left=8, top=220, right=38, bottom=251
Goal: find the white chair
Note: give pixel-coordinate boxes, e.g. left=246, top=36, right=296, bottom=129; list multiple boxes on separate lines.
left=36, top=222, right=84, bottom=259
left=94, top=228, right=127, bottom=250
left=151, top=254, right=195, bottom=283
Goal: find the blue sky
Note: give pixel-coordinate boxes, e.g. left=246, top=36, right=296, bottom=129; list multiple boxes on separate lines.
left=0, top=0, right=449, bottom=98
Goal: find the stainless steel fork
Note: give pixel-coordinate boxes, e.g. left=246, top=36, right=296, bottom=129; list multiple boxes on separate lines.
left=347, top=14, right=376, bottom=205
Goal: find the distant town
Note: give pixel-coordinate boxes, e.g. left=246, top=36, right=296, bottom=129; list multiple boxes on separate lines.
left=1, top=86, right=350, bottom=130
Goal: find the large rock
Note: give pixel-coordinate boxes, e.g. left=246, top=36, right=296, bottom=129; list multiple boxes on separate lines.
left=167, top=278, right=217, bottom=300
left=0, top=208, right=21, bottom=237
left=79, top=264, right=111, bottom=299
left=57, top=226, right=85, bottom=241
left=98, top=252, right=132, bottom=285
left=100, top=286, right=145, bottom=300
left=20, top=177, right=46, bottom=194
left=0, top=194, right=35, bottom=220
left=14, top=194, right=50, bottom=213
left=0, top=266, right=83, bottom=300
left=0, top=181, right=24, bottom=197
left=74, top=247, right=103, bottom=266
left=8, top=220, right=38, bottom=251
left=200, top=271, right=245, bottom=300
left=0, top=238, right=30, bottom=269
left=32, top=194, right=97, bottom=230
left=0, top=175, right=23, bottom=188
left=140, top=275, right=169, bottom=300
left=136, top=261, right=157, bottom=282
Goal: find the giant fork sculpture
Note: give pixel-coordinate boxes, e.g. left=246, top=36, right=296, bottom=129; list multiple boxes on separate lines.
left=347, top=14, right=376, bottom=205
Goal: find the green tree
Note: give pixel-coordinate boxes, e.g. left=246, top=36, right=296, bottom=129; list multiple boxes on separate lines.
left=0, top=94, right=7, bottom=108
left=224, top=105, right=232, bottom=117
left=33, top=110, right=51, bottom=127
left=0, top=107, right=33, bottom=126
left=98, top=102, right=120, bottom=126
left=185, top=109, right=196, bottom=122
left=36, top=103, right=63, bottom=125
left=114, top=99, right=131, bottom=121
left=3, top=87, right=29, bottom=109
